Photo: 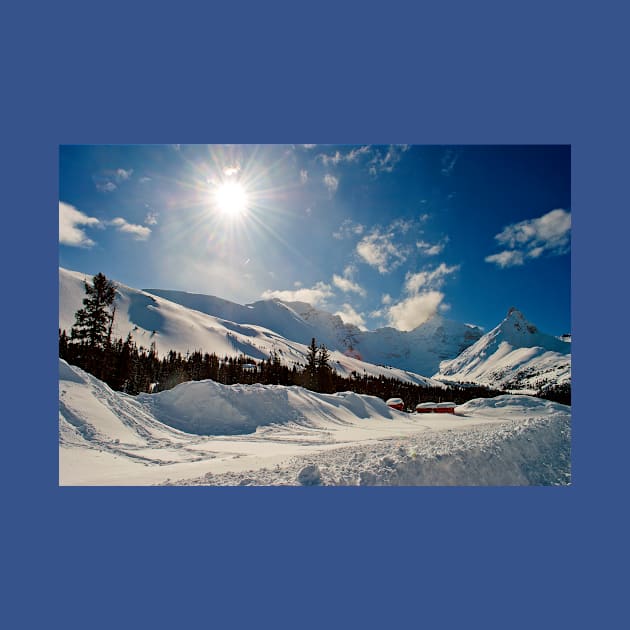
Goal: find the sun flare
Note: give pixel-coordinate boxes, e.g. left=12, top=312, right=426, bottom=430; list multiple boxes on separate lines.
left=214, top=181, right=248, bottom=217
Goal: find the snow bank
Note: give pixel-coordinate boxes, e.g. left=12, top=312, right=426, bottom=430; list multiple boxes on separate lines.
left=137, top=380, right=396, bottom=435
left=59, top=359, right=571, bottom=486
left=180, top=401, right=571, bottom=486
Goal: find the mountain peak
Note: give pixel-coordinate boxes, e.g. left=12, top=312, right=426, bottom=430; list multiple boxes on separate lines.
left=502, top=307, right=538, bottom=335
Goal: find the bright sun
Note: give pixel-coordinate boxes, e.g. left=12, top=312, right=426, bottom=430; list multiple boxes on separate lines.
left=214, top=181, right=248, bottom=217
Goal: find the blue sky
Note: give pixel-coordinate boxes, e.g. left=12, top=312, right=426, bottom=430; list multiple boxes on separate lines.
left=59, top=144, right=571, bottom=334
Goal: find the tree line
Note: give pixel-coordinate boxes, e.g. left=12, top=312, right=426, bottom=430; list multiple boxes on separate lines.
left=60, top=273, right=570, bottom=406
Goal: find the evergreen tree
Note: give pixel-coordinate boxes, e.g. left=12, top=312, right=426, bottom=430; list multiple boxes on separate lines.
left=316, top=344, right=332, bottom=392
left=71, top=273, right=117, bottom=349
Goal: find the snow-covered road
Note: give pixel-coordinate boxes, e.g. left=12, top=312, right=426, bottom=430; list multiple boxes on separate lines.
left=59, top=360, right=571, bottom=486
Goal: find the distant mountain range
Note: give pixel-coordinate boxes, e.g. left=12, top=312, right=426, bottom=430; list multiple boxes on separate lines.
left=145, top=288, right=484, bottom=376
left=60, top=268, right=570, bottom=392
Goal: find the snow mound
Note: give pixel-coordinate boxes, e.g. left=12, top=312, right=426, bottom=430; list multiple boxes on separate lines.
left=137, top=380, right=397, bottom=435
left=59, top=359, right=571, bottom=486
left=456, top=394, right=569, bottom=416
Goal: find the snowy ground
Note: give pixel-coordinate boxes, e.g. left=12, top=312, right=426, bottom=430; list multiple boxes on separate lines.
left=59, top=359, right=571, bottom=486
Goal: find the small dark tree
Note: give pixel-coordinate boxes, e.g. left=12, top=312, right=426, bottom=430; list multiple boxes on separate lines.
left=71, top=273, right=118, bottom=349
left=317, top=344, right=333, bottom=392
left=305, top=337, right=318, bottom=389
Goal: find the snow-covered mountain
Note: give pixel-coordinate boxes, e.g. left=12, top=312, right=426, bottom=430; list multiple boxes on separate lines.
left=143, top=291, right=483, bottom=376
left=435, top=307, right=571, bottom=392
left=60, top=267, right=442, bottom=387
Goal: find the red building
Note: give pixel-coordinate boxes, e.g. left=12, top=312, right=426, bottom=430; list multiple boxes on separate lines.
left=416, top=402, right=436, bottom=413
left=386, top=397, right=405, bottom=411
left=434, top=402, right=456, bottom=414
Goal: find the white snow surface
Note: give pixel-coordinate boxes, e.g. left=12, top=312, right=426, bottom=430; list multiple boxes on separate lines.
left=59, top=267, right=442, bottom=387
left=435, top=307, right=571, bottom=392
left=59, top=359, right=571, bottom=486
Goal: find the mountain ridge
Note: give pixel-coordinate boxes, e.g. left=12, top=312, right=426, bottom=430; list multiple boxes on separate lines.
left=435, top=307, right=571, bottom=392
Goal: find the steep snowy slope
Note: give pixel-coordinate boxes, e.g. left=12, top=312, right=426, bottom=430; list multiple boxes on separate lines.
left=60, top=268, right=442, bottom=386
left=143, top=290, right=483, bottom=376
left=143, top=288, right=318, bottom=346
left=435, top=308, right=571, bottom=392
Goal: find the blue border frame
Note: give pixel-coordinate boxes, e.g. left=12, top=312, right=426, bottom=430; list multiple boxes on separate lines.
left=5, top=1, right=625, bottom=628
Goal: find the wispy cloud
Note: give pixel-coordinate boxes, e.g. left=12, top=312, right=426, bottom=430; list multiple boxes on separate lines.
left=368, top=145, right=409, bottom=176
left=93, top=168, right=134, bottom=193
left=485, top=208, right=571, bottom=268
left=332, top=266, right=366, bottom=297
left=115, top=168, right=133, bottom=181
left=441, top=148, right=460, bottom=175
left=300, top=169, right=308, bottom=184
left=95, top=180, right=117, bottom=193
left=108, top=217, right=152, bottom=240
left=323, top=173, right=339, bottom=195
left=355, top=220, right=413, bottom=274
left=261, top=281, right=334, bottom=308
left=144, top=211, right=159, bottom=226
left=416, top=236, right=448, bottom=256
left=332, top=218, right=365, bottom=240
left=485, top=250, right=525, bottom=268
left=139, top=176, right=152, bottom=184
left=404, top=263, right=459, bottom=294
left=318, top=145, right=372, bottom=167
left=335, top=304, right=367, bottom=330
left=59, top=201, right=101, bottom=248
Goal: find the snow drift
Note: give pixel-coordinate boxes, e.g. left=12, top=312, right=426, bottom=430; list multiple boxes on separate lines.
left=59, top=359, right=571, bottom=486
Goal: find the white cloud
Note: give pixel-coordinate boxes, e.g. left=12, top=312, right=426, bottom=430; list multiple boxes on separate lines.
left=332, top=274, right=366, bottom=297
left=382, top=261, right=458, bottom=331
left=484, top=250, right=525, bottom=268
left=59, top=201, right=100, bottom=248
left=109, top=217, right=152, bottom=240
left=333, top=219, right=365, bottom=240
left=386, top=291, right=445, bottom=331
left=299, top=169, right=308, bottom=184
left=139, top=176, right=152, bottom=184
left=320, top=151, right=343, bottom=167
left=381, top=293, right=392, bottom=305
left=144, top=211, right=159, bottom=225
left=323, top=173, right=339, bottom=194
left=318, top=145, right=371, bottom=168
left=356, top=226, right=410, bottom=273
left=115, top=168, right=133, bottom=182
left=301, top=144, right=317, bottom=149
left=261, top=281, right=334, bottom=307
left=368, top=144, right=409, bottom=176
left=93, top=167, right=133, bottom=192
left=404, top=263, right=459, bottom=294
left=95, top=180, right=117, bottom=193
left=335, top=304, right=367, bottom=330
left=417, top=237, right=448, bottom=256
left=486, top=209, right=571, bottom=267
